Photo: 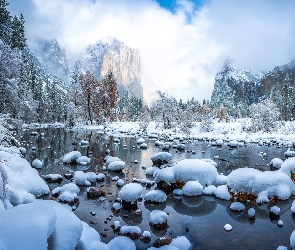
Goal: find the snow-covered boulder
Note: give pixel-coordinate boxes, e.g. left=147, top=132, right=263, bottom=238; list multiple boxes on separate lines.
left=44, top=174, right=63, bottom=184
left=108, top=160, right=125, bottom=171
left=63, top=151, right=81, bottom=164
left=270, top=158, right=283, bottom=169
left=119, top=226, right=141, bottom=240
left=227, top=168, right=295, bottom=202
left=137, top=138, right=145, bottom=144
left=144, top=190, right=167, bottom=203
left=120, top=183, right=143, bottom=210
left=76, top=222, right=101, bottom=250
left=105, top=156, right=121, bottom=166
left=182, top=180, right=203, bottom=196
left=284, top=150, right=295, bottom=158
left=74, top=171, right=91, bottom=186
left=32, top=159, right=43, bottom=169
left=150, top=210, right=168, bottom=230
left=151, top=152, right=172, bottom=167
left=52, top=183, right=80, bottom=204
left=230, top=202, right=245, bottom=211
left=174, top=159, right=218, bottom=186
left=76, top=156, right=90, bottom=166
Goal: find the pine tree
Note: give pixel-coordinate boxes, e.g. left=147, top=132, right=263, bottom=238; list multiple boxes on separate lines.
left=0, top=0, right=11, bottom=45
left=11, top=14, right=27, bottom=51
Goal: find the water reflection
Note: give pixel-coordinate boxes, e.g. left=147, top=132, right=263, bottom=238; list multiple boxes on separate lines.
left=17, top=128, right=295, bottom=249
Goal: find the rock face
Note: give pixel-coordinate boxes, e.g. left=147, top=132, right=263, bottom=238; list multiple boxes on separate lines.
left=210, top=59, right=263, bottom=115
left=75, top=37, right=143, bottom=99
left=211, top=59, right=295, bottom=115
left=29, top=38, right=70, bottom=81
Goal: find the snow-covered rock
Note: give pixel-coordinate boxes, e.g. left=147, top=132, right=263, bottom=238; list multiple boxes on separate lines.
left=76, top=156, right=90, bottom=165
left=182, top=180, right=203, bottom=196
left=230, top=202, right=245, bottom=211
left=144, top=190, right=167, bottom=203
left=108, top=160, right=125, bottom=171
left=63, top=151, right=81, bottom=164
left=32, top=159, right=43, bottom=169
left=150, top=210, right=168, bottom=225
left=270, top=158, right=283, bottom=169
left=74, top=171, right=91, bottom=186
left=151, top=152, right=172, bottom=167
left=120, top=183, right=143, bottom=203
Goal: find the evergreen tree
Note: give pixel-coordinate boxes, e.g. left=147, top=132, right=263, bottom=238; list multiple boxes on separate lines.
left=11, top=14, right=26, bottom=51
left=0, top=0, right=11, bottom=45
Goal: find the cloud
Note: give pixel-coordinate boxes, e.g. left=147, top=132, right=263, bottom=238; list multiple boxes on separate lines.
left=7, top=0, right=295, bottom=104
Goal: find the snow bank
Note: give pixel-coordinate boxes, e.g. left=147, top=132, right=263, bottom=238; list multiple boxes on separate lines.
left=0, top=151, right=49, bottom=206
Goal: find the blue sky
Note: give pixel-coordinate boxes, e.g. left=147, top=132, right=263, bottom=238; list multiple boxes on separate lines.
left=156, top=0, right=204, bottom=12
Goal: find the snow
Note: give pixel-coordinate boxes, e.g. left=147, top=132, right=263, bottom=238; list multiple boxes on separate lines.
left=86, top=172, right=97, bottom=182
left=107, top=236, right=136, bottom=250
left=291, top=230, right=295, bottom=248
left=174, top=159, right=217, bottom=185
left=291, top=201, right=295, bottom=213
left=224, top=224, right=232, bottom=231
left=76, top=156, right=90, bottom=165
left=139, top=143, right=148, bottom=148
left=151, top=152, right=172, bottom=164
left=271, top=206, right=280, bottom=215
left=0, top=200, right=56, bottom=250
left=284, top=149, right=295, bottom=158
left=137, top=137, right=145, bottom=144
left=214, top=185, right=231, bottom=200
left=76, top=222, right=101, bottom=250
left=63, top=151, right=81, bottom=163
left=170, top=236, right=191, bottom=250
left=280, top=157, right=295, bottom=177
left=105, top=156, right=121, bottom=166
left=112, top=202, right=122, bottom=210
left=32, top=159, right=43, bottom=168
left=154, top=166, right=176, bottom=184
left=227, top=168, right=295, bottom=201
left=146, top=166, right=159, bottom=176
left=142, top=231, right=151, bottom=238
left=108, top=160, right=125, bottom=171
left=278, top=220, right=283, bottom=226
left=248, top=208, right=255, bottom=217
left=96, top=173, right=105, bottom=181
left=230, top=202, right=245, bottom=211
left=270, top=158, right=283, bottom=169
left=203, top=185, right=216, bottom=195
left=150, top=210, right=168, bottom=224
left=144, top=190, right=167, bottom=203
left=117, top=179, right=124, bottom=187
left=182, top=180, right=203, bottom=196
left=74, top=171, right=91, bottom=186
left=52, top=183, right=80, bottom=203
left=45, top=174, right=62, bottom=181
left=0, top=151, right=49, bottom=206
left=119, top=183, right=143, bottom=202
left=120, top=226, right=141, bottom=235
left=114, top=221, right=121, bottom=229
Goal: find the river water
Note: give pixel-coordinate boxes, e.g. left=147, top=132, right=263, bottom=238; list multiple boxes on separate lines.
left=18, top=128, right=295, bottom=249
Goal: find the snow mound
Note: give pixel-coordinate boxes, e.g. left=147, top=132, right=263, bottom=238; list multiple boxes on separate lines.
left=144, top=190, right=167, bottom=203
left=270, top=158, right=283, bottom=169
left=230, top=202, right=245, bottom=211
left=154, top=167, right=176, bottom=184
left=203, top=185, right=216, bottom=195
left=170, top=236, right=191, bottom=250
left=174, top=159, right=217, bottom=185
left=74, top=171, right=91, bottom=186
left=150, top=210, right=168, bottom=224
left=214, top=185, right=231, bottom=200
left=137, top=138, right=145, bottom=144
left=151, top=152, right=172, bottom=164
left=120, top=183, right=143, bottom=202
left=182, top=180, right=203, bottom=196
left=146, top=166, right=159, bottom=176
left=52, top=183, right=80, bottom=203
left=63, top=151, right=81, bottom=163
left=106, top=156, right=121, bottom=166
left=107, top=236, right=136, bottom=250
left=0, top=151, right=49, bottom=206
left=280, top=157, right=295, bottom=177
left=76, top=156, right=90, bottom=165
left=227, top=168, right=295, bottom=201
left=108, top=160, right=125, bottom=171
left=77, top=222, right=101, bottom=250
left=32, top=159, right=43, bottom=169
left=120, top=226, right=141, bottom=235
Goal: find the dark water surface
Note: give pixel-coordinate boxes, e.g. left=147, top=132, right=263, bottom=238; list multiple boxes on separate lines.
left=19, top=128, right=295, bottom=249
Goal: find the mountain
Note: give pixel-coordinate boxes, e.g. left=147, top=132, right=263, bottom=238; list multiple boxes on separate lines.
left=75, top=37, right=142, bottom=99
left=29, top=38, right=70, bottom=82
left=211, top=58, right=295, bottom=117
left=210, top=59, right=264, bottom=116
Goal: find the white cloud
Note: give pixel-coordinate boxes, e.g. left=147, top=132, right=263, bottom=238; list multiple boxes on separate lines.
left=8, top=0, right=295, bottom=104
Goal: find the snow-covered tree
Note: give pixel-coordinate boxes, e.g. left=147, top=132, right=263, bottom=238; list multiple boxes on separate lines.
left=137, top=104, right=150, bottom=132
left=151, top=91, right=180, bottom=129
left=199, top=105, right=213, bottom=132
left=249, top=99, right=280, bottom=132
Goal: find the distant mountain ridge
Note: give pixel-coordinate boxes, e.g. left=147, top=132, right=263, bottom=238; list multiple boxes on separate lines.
left=210, top=59, right=295, bottom=117
left=30, top=37, right=143, bottom=100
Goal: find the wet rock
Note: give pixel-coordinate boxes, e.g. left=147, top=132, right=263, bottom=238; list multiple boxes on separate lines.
left=87, top=188, right=105, bottom=199
left=64, top=171, right=74, bottom=179
left=153, top=235, right=173, bottom=248
left=122, top=200, right=138, bottom=211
